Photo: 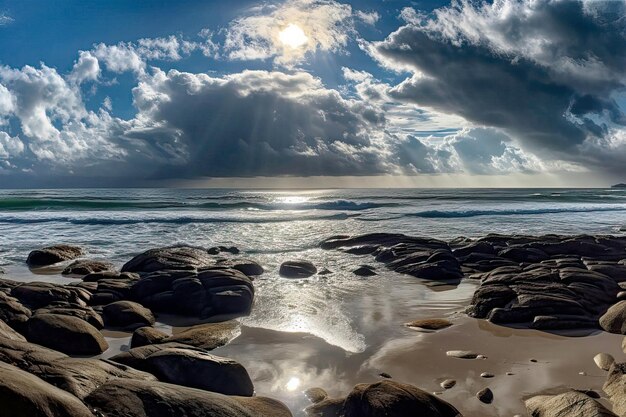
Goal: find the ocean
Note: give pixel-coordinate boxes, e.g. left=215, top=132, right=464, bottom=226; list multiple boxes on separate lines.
left=0, top=188, right=625, bottom=416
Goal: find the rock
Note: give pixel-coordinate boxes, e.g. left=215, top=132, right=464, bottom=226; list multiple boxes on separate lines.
left=0, top=290, right=31, bottom=330
left=480, top=372, right=494, bottom=378
left=122, top=246, right=215, bottom=273
left=208, top=246, right=240, bottom=255
left=62, top=260, right=115, bottom=276
left=594, top=353, right=615, bottom=371
left=28, top=357, right=157, bottom=399
left=214, top=258, right=264, bottom=276
left=26, top=313, right=108, bottom=355
left=353, top=266, right=377, bottom=277
left=526, top=390, right=616, bottom=416
left=279, top=261, right=317, bottom=278
left=26, top=245, right=84, bottom=267
left=379, top=372, right=392, bottom=379
left=305, top=398, right=344, bottom=417
left=342, top=380, right=462, bottom=417
left=132, top=268, right=254, bottom=319
left=440, top=379, right=456, bottom=389
left=86, top=379, right=292, bottom=417
left=304, top=387, right=328, bottom=404
left=476, top=387, right=493, bottom=404
left=35, top=304, right=104, bottom=329
left=130, top=326, right=169, bottom=348
left=446, top=350, right=480, bottom=359
left=161, top=321, right=241, bottom=349
left=0, top=361, right=94, bottom=417
left=604, top=362, right=626, bottom=416
left=102, top=301, right=155, bottom=329
left=600, top=301, right=626, bottom=334
left=406, top=318, right=452, bottom=330
left=112, top=344, right=253, bottom=396
left=0, top=317, right=26, bottom=341
left=11, top=282, right=86, bottom=309
left=83, top=271, right=139, bottom=282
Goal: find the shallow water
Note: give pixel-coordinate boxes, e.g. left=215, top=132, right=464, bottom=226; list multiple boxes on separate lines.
left=1, top=188, right=625, bottom=415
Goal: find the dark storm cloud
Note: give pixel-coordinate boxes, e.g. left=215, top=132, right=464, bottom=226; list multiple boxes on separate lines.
left=129, top=69, right=391, bottom=178
left=371, top=0, right=626, bottom=172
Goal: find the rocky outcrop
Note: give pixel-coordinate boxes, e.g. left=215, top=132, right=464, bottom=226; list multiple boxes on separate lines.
left=525, top=390, right=616, bottom=416
left=279, top=261, right=317, bottom=278
left=111, top=344, right=254, bottom=395
left=11, top=282, right=89, bottom=309
left=102, top=300, right=155, bottom=329
left=132, top=267, right=254, bottom=319
left=0, top=361, right=94, bottom=417
left=25, top=313, right=108, bottom=355
left=321, top=234, right=463, bottom=285
left=86, top=379, right=292, bottom=417
left=34, top=304, right=103, bottom=329
left=26, top=245, right=84, bottom=267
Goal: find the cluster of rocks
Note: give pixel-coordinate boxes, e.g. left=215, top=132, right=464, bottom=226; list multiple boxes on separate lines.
left=322, top=233, right=626, bottom=331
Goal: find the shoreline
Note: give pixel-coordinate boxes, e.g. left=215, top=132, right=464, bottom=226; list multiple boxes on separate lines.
left=0, top=232, right=625, bottom=416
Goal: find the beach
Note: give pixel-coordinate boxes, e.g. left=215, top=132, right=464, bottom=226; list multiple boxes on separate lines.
left=0, top=188, right=625, bottom=416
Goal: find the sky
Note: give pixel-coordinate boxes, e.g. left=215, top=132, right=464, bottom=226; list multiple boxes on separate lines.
left=0, top=0, right=625, bottom=187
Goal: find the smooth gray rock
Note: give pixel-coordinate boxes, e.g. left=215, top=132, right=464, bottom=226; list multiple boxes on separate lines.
left=26, top=313, right=108, bottom=355
left=102, top=300, right=155, bottom=329
left=526, top=390, right=616, bottom=416
left=26, top=245, right=84, bottom=267
left=279, top=261, right=317, bottom=278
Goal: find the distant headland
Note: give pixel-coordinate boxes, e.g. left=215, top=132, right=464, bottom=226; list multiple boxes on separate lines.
left=611, top=183, right=626, bottom=188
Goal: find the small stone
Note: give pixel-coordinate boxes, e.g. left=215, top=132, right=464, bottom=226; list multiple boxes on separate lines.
left=506, top=372, right=514, bottom=376
left=446, top=350, right=480, bottom=359
left=593, top=353, right=615, bottom=371
left=440, top=379, right=456, bottom=389
left=353, top=266, right=377, bottom=277
left=579, top=371, right=587, bottom=376
left=477, top=387, right=494, bottom=404
left=477, top=354, right=488, bottom=360
left=406, top=318, right=453, bottom=331
left=480, top=372, right=494, bottom=378
left=379, top=372, right=392, bottom=379
left=530, top=359, right=538, bottom=363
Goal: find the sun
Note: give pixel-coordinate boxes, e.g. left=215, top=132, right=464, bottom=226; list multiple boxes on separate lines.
left=278, top=23, right=308, bottom=48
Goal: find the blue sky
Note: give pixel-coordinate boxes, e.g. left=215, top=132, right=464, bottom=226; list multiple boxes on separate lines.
left=0, top=0, right=624, bottom=187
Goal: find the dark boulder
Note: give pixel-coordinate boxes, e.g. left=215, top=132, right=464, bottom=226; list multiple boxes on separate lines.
left=0, top=317, right=26, bottom=341
left=279, top=261, right=317, bottom=278
left=111, top=344, right=254, bottom=396
left=35, top=304, right=104, bottom=329
left=122, top=246, right=215, bottom=273
left=161, top=321, right=241, bottom=350
left=353, top=265, right=377, bottom=277
left=0, top=361, right=94, bottom=417
left=62, top=260, right=116, bottom=276
left=102, top=300, right=155, bottom=329
left=26, top=313, right=108, bottom=355
left=26, top=245, right=84, bottom=267
left=11, top=282, right=86, bottom=309
left=342, top=380, right=462, bottom=417
left=85, top=378, right=292, bottom=417
left=130, top=326, right=169, bottom=348
left=83, top=271, right=139, bottom=282
left=0, top=290, right=31, bottom=331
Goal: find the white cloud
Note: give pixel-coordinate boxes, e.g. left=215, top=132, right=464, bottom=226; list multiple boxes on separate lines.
left=355, top=10, right=380, bottom=26
left=69, top=51, right=101, bottom=84
left=223, top=0, right=355, bottom=65
left=0, top=132, right=23, bottom=159
left=0, top=13, right=13, bottom=26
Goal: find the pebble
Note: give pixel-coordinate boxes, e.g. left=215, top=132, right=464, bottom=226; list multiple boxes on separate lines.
left=379, top=373, right=392, bottom=379
left=480, top=372, right=494, bottom=378
left=440, top=379, right=456, bottom=389
left=506, top=372, right=514, bottom=376
left=477, top=387, right=494, bottom=404
left=579, top=371, right=587, bottom=376
left=446, top=350, right=480, bottom=359
left=593, top=353, right=615, bottom=371
left=405, top=318, right=452, bottom=330
left=530, top=359, right=538, bottom=363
